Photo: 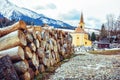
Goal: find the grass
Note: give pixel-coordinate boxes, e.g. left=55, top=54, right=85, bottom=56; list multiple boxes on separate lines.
left=88, top=49, right=120, bottom=55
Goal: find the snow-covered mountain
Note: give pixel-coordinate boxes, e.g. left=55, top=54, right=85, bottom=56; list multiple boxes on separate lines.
left=57, top=28, right=100, bottom=35
left=0, top=14, right=4, bottom=18
left=0, top=0, right=74, bottom=29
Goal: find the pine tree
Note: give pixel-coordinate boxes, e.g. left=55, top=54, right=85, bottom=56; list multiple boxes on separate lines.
left=88, top=33, right=91, bottom=40
left=91, top=32, right=96, bottom=41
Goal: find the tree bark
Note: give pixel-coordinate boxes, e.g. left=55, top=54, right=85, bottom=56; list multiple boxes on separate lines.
left=0, top=55, right=19, bottom=80
left=0, top=20, right=26, bottom=37
left=0, top=30, right=27, bottom=51
left=0, top=46, right=24, bottom=62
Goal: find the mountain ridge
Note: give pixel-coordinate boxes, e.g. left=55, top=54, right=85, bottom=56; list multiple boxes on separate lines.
left=0, top=0, right=74, bottom=29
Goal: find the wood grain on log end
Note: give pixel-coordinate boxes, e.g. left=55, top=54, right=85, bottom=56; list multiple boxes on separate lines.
left=24, top=47, right=32, bottom=59
left=14, top=60, right=29, bottom=74
left=18, top=30, right=27, bottom=46
left=18, top=46, right=25, bottom=60
left=19, top=71, right=30, bottom=80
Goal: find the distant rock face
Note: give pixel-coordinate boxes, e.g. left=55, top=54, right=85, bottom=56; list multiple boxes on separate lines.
left=0, top=13, right=11, bottom=28
left=0, top=0, right=74, bottom=29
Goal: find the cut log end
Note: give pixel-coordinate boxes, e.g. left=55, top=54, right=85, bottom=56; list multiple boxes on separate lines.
left=18, top=30, right=27, bottom=46
left=24, top=47, right=32, bottom=59
left=20, top=71, right=30, bottom=80
left=19, top=20, right=27, bottom=30
left=18, top=46, right=25, bottom=60
left=14, top=60, right=29, bottom=75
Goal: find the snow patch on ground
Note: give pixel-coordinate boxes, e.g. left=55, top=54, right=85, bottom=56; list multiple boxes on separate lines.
left=49, top=52, right=120, bottom=80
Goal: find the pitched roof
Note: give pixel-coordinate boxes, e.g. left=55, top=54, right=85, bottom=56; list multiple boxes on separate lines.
left=75, top=27, right=86, bottom=33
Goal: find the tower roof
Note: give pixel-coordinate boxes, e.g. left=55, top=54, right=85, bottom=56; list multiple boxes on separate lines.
left=80, top=12, right=84, bottom=24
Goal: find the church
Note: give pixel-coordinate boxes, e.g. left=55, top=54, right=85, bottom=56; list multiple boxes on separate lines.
left=70, top=13, right=92, bottom=47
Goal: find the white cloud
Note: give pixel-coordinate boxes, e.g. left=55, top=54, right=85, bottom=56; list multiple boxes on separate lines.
left=9, top=0, right=120, bottom=29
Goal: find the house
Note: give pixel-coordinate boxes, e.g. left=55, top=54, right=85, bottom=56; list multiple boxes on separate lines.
left=70, top=12, right=92, bottom=47
left=97, top=42, right=110, bottom=48
left=93, top=40, right=110, bottom=49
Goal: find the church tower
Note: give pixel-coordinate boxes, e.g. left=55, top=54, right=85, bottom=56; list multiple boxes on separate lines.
left=78, top=12, right=85, bottom=29
left=75, top=12, right=85, bottom=33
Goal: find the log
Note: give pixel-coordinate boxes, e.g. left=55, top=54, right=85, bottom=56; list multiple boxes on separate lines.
left=0, top=30, right=27, bottom=51
left=0, top=46, right=24, bottom=62
left=34, top=26, right=42, bottom=32
left=61, top=47, right=66, bottom=57
left=27, top=27, right=36, bottom=39
left=45, top=50, right=51, bottom=59
left=54, top=45, right=58, bottom=53
left=41, top=30, right=45, bottom=40
left=36, top=31, right=41, bottom=42
left=0, top=20, right=26, bottom=37
left=19, top=71, right=31, bottom=80
left=28, top=60, right=36, bottom=71
left=35, top=69, right=39, bottom=76
left=39, top=58, right=44, bottom=64
left=38, top=64, right=45, bottom=73
left=43, top=58, right=50, bottom=67
left=28, top=42, right=36, bottom=52
left=32, top=53, right=39, bottom=69
left=41, top=40, right=46, bottom=48
left=28, top=68, right=35, bottom=80
left=37, top=47, right=45, bottom=58
left=34, top=39, right=40, bottom=48
left=55, top=52, right=60, bottom=63
left=45, top=42, right=50, bottom=51
left=50, top=58, right=56, bottom=66
left=0, top=55, right=19, bottom=80
left=24, top=47, right=32, bottom=59
left=25, top=32, right=33, bottom=43
left=14, top=60, right=29, bottom=75
left=28, top=53, right=39, bottom=71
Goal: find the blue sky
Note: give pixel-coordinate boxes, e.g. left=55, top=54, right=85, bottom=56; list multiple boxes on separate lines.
left=9, top=0, right=120, bottom=29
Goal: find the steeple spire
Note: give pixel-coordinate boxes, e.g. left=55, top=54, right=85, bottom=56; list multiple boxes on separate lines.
left=78, top=12, right=85, bottom=29
left=80, top=12, right=84, bottom=24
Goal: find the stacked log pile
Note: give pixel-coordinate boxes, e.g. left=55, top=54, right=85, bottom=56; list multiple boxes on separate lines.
left=0, top=20, right=74, bottom=80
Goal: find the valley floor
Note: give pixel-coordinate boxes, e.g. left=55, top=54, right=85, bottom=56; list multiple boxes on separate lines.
left=49, top=52, right=120, bottom=80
